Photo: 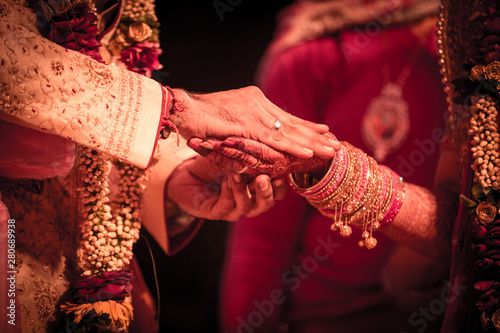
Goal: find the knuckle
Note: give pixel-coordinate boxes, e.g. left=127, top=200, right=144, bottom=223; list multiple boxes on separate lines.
left=284, top=114, right=298, bottom=126
left=237, top=206, right=251, bottom=217
left=282, top=122, right=297, bottom=136
left=244, top=207, right=253, bottom=216
left=271, top=130, right=286, bottom=142
left=219, top=207, right=232, bottom=218
left=246, top=85, right=262, bottom=95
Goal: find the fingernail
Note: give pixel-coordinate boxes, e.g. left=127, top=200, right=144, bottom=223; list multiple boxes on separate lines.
left=323, top=145, right=334, bottom=152
left=258, top=179, right=269, bottom=190
left=187, top=141, right=200, bottom=150
left=223, top=139, right=235, bottom=147
left=303, top=147, right=313, bottom=154
left=274, top=178, right=284, bottom=187
left=200, top=142, right=214, bottom=149
left=233, top=174, right=242, bottom=183
left=329, top=138, right=341, bottom=149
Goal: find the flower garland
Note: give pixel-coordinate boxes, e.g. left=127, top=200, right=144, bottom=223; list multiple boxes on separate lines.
left=60, top=147, right=145, bottom=332
left=108, top=0, right=162, bottom=78
left=454, top=5, right=500, bottom=331
left=41, top=0, right=160, bottom=331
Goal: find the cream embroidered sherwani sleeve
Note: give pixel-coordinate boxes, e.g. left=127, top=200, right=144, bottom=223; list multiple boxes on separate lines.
left=0, top=0, right=200, bottom=251
left=0, top=0, right=164, bottom=168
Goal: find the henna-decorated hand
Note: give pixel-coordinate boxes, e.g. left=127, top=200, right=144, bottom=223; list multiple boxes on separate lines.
left=187, top=136, right=333, bottom=179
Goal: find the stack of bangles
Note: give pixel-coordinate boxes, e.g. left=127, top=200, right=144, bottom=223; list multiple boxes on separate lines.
left=288, top=141, right=406, bottom=249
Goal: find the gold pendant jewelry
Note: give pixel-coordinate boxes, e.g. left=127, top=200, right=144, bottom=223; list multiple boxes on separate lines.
left=362, top=82, right=410, bottom=162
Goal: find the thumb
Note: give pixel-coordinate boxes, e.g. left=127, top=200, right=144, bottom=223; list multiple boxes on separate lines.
left=187, top=137, right=213, bottom=156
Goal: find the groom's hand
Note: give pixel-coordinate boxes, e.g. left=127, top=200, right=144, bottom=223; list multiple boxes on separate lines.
left=166, top=156, right=287, bottom=221
left=166, top=86, right=339, bottom=159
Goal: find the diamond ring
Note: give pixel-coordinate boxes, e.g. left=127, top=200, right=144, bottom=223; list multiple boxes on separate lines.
left=273, top=119, right=282, bottom=131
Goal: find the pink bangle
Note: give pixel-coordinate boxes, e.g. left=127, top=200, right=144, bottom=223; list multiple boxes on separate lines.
left=290, top=145, right=348, bottom=197
left=380, top=167, right=406, bottom=225
left=289, top=141, right=406, bottom=250
left=307, top=147, right=348, bottom=199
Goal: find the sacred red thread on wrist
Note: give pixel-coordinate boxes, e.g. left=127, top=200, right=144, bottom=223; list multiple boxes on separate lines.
left=160, top=87, right=184, bottom=145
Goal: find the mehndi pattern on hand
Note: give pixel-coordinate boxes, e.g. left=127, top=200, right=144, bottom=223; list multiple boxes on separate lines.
left=187, top=136, right=332, bottom=179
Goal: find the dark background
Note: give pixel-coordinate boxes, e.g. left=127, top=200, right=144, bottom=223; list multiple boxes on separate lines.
left=134, top=1, right=292, bottom=332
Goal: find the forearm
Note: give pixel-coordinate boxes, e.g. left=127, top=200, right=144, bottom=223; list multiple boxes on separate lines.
left=382, top=181, right=459, bottom=261
left=290, top=142, right=460, bottom=260
left=383, top=149, right=461, bottom=260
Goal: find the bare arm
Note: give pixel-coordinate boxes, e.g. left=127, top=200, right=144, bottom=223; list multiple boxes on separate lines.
left=379, top=150, right=461, bottom=260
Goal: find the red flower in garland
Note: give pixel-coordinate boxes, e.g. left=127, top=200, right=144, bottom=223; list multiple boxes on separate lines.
left=472, top=218, right=500, bottom=271
left=476, top=281, right=500, bottom=311
left=473, top=224, right=500, bottom=240
left=120, top=41, right=163, bottom=78
left=473, top=9, right=500, bottom=65
left=478, top=35, right=500, bottom=64
left=484, top=11, right=500, bottom=36
left=48, top=3, right=103, bottom=62
left=69, top=270, right=133, bottom=304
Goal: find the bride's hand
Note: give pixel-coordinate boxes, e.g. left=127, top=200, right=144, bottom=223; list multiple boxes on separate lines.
left=166, top=156, right=287, bottom=221
left=187, top=136, right=333, bottom=179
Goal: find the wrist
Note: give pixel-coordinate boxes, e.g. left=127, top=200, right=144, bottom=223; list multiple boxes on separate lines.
left=161, top=87, right=191, bottom=140
left=289, top=142, right=406, bottom=249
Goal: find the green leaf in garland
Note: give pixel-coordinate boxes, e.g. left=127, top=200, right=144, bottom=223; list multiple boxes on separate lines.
left=96, top=313, right=111, bottom=326
left=472, top=183, right=488, bottom=200
left=487, top=189, right=500, bottom=206
left=460, top=194, right=478, bottom=207
left=460, top=194, right=479, bottom=215
left=483, top=186, right=492, bottom=196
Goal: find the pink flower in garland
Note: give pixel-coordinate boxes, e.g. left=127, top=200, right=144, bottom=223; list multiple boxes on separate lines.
left=48, top=4, right=103, bottom=62
left=120, top=41, right=163, bottom=78
left=472, top=218, right=500, bottom=271
left=70, top=270, right=133, bottom=304
left=485, top=11, right=500, bottom=36
left=475, top=249, right=500, bottom=271
left=476, top=281, right=500, bottom=311
left=478, top=35, right=500, bottom=64
left=473, top=225, right=500, bottom=240
left=472, top=8, right=500, bottom=65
